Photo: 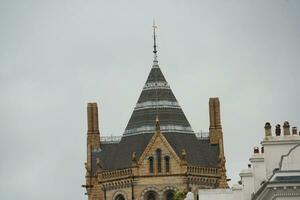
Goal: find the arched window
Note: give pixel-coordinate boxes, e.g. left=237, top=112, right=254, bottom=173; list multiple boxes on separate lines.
left=149, top=156, right=154, bottom=173
left=147, top=191, right=156, bottom=200
left=166, top=191, right=174, bottom=200
left=164, top=190, right=175, bottom=200
left=115, top=194, right=125, bottom=200
left=165, top=156, right=170, bottom=172
left=156, top=149, right=162, bottom=173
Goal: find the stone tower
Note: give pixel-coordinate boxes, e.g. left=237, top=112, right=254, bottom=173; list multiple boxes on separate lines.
left=82, top=25, right=229, bottom=200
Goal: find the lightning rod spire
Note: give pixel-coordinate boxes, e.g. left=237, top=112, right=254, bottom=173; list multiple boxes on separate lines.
left=152, top=20, right=158, bottom=64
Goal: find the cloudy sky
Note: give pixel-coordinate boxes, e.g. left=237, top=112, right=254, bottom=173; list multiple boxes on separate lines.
left=1, top=0, right=300, bottom=199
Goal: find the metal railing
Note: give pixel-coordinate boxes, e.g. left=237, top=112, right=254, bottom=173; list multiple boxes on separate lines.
left=195, top=131, right=210, bottom=139
left=100, top=131, right=209, bottom=143
left=100, top=135, right=122, bottom=144
left=101, top=168, right=132, bottom=179
left=187, top=166, right=218, bottom=175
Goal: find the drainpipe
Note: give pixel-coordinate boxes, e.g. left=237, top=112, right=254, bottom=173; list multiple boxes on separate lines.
left=103, top=185, right=107, bottom=200
left=131, top=179, right=134, bottom=200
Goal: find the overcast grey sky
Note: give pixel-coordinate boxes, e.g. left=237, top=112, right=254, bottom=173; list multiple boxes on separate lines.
left=0, top=0, right=300, bottom=199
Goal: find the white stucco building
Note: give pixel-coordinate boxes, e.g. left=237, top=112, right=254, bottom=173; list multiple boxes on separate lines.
left=198, top=121, right=300, bottom=200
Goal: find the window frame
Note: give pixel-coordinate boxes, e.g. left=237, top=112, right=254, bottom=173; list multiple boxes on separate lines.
left=148, top=156, right=154, bottom=173
left=156, top=149, right=162, bottom=173
left=165, top=155, right=170, bottom=173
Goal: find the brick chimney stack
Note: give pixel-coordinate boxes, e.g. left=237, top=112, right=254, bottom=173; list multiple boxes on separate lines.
left=209, top=98, right=222, bottom=144
left=86, top=103, right=101, bottom=171
left=208, top=97, right=228, bottom=188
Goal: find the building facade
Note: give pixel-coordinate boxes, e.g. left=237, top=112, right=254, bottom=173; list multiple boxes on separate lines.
left=83, top=30, right=229, bottom=200
left=198, top=122, right=300, bottom=200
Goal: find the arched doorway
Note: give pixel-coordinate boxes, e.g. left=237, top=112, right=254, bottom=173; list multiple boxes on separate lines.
left=115, top=194, right=125, bottom=200
left=164, top=190, right=175, bottom=200
left=145, top=191, right=159, bottom=200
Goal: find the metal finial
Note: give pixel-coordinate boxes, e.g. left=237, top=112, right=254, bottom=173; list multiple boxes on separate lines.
left=152, top=20, right=158, bottom=63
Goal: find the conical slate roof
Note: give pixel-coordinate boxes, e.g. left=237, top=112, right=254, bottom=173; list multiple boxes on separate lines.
left=124, top=62, right=194, bottom=136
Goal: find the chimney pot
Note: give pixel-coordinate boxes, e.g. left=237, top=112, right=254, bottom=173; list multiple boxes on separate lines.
left=275, top=124, right=281, bottom=136
left=283, top=121, right=290, bottom=135
left=292, top=127, right=298, bottom=135
left=254, top=147, right=259, bottom=154
left=264, top=122, right=272, bottom=137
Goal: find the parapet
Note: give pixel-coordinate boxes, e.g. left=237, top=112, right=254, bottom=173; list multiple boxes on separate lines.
left=264, top=121, right=299, bottom=138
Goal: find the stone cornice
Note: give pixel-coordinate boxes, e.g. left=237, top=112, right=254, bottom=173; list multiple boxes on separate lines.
left=262, top=135, right=300, bottom=146
left=97, top=165, right=220, bottom=183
